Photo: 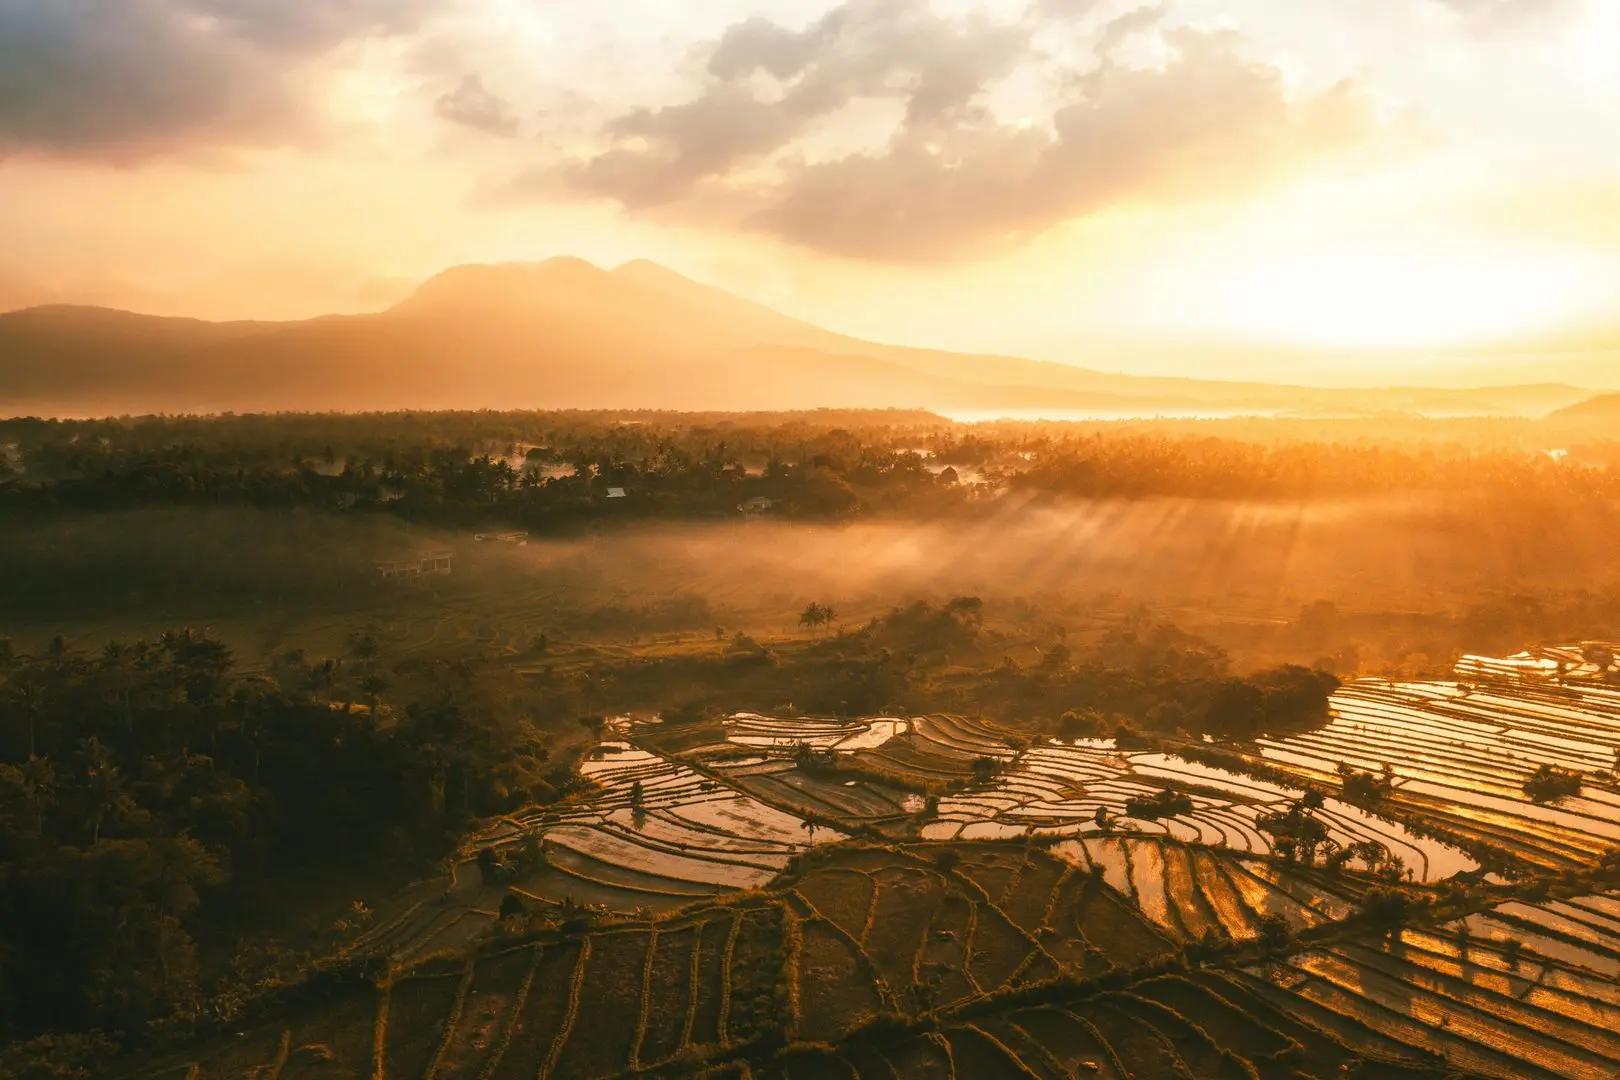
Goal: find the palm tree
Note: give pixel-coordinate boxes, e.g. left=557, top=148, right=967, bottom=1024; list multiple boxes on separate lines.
left=799, top=603, right=839, bottom=637
left=77, top=737, right=131, bottom=845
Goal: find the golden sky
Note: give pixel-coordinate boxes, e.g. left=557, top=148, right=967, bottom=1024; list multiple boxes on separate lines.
left=1, top=0, right=1617, bottom=382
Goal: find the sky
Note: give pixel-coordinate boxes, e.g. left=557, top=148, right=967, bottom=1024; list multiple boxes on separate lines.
left=1, top=0, right=1617, bottom=383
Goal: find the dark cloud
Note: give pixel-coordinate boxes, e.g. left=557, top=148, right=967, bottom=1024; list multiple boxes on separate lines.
left=0, top=0, right=432, bottom=159
left=542, top=0, right=1379, bottom=261
left=435, top=74, right=520, bottom=137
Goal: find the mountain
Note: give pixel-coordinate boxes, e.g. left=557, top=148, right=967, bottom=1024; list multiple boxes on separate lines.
left=0, top=257, right=1598, bottom=417
left=1546, top=392, right=1620, bottom=425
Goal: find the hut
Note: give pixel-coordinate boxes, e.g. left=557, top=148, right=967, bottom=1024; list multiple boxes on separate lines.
left=375, top=550, right=453, bottom=580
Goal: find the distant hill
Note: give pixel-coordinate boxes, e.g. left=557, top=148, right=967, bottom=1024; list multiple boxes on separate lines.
left=1546, top=392, right=1620, bottom=424
left=0, top=257, right=1596, bottom=417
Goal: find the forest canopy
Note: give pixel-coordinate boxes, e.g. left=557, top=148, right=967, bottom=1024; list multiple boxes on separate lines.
left=2, top=409, right=1617, bottom=534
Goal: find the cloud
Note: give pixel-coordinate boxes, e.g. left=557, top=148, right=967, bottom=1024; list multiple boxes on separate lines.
left=1434, top=0, right=1554, bottom=13
left=435, top=74, right=520, bottom=137
left=554, top=0, right=1031, bottom=210
left=758, top=29, right=1375, bottom=260
left=1034, top=0, right=1104, bottom=19
left=0, top=0, right=433, bottom=160
left=1433, top=0, right=1576, bottom=29
left=1094, top=3, right=1169, bottom=56
left=535, top=0, right=1381, bottom=261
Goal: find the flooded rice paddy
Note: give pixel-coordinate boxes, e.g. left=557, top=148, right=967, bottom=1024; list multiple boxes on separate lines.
left=453, top=644, right=1619, bottom=925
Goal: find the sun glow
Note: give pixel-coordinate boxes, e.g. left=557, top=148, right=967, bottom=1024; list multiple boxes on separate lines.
left=1212, top=248, right=1612, bottom=350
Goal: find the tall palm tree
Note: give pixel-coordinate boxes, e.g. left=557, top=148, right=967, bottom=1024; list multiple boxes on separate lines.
left=77, top=737, right=131, bottom=845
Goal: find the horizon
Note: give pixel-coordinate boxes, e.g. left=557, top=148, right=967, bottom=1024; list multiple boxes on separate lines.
left=6, top=251, right=1619, bottom=396
left=3, top=1, right=1619, bottom=388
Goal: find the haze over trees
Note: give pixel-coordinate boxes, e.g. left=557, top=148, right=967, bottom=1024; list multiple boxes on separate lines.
left=2, top=408, right=1618, bottom=1079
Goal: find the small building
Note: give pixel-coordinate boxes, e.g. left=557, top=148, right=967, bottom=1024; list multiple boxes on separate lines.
left=738, top=496, right=774, bottom=517
left=474, top=531, right=529, bottom=545
left=605, top=487, right=627, bottom=499
left=375, top=550, right=453, bottom=580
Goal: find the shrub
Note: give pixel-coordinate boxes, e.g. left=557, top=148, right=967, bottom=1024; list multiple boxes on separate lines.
left=969, top=756, right=1002, bottom=784
left=1124, top=788, right=1194, bottom=820
left=1523, top=764, right=1581, bottom=803
left=661, top=698, right=711, bottom=725
left=1357, top=886, right=1416, bottom=928
left=1113, top=723, right=1157, bottom=750
left=1058, top=709, right=1105, bottom=741
left=792, top=742, right=839, bottom=775
left=476, top=847, right=506, bottom=885
left=1253, top=665, right=1340, bottom=730
left=1250, top=914, right=1294, bottom=953
left=1337, top=762, right=1393, bottom=805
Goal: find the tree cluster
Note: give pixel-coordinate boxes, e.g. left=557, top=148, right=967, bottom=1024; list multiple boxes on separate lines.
left=8, top=411, right=1620, bottom=537
left=0, top=631, right=563, bottom=1047
left=1522, top=764, right=1582, bottom=803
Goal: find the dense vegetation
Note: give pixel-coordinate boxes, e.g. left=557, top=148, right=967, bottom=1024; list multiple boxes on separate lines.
left=0, top=607, right=1337, bottom=1064
left=0, top=631, right=573, bottom=1050
left=4, top=410, right=1620, bottom=534
left=3, top=409, right=1618, bottom=1080
left=538, top=596, right=1340, bottom=739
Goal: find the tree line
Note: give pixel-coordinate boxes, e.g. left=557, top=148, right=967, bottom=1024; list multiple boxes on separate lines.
left=4, top=411, right=1619, bottom=536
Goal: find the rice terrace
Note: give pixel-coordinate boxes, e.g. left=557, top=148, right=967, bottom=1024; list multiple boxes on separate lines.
left=8, top=3, right=1620, bottom=1068
left=114, top=642, right=1620, bottom=1080
left=7, top=409, right=1620, bottom=1080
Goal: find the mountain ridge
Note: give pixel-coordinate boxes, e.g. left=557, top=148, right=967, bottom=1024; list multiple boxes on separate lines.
left=1547, top=391, right=1620, bottom=423
left=0, top=257, right=1603, bottom=418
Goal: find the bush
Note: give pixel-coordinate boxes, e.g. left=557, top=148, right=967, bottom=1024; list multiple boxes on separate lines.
left=661, top=698, right=711, bottom=725
left=1124, top=788, right=1194, bottom=820
left=1357, top=886, right=1417, bottom=928
left=1204, top=679, right=1265, bottom=736
left=1523, top=764, right=1581, bottom=803
left=792, top=742, right=839, bottom=775
left=1058, top=709, right=1105, bottom=741
left=969, top=756, right=1003, bottom=784
left=1338, top=762, right=1393, bottom=805
left=1253, top=665, right=1340, bottom=729
left=1113, top=723, right=1157, bottom=750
